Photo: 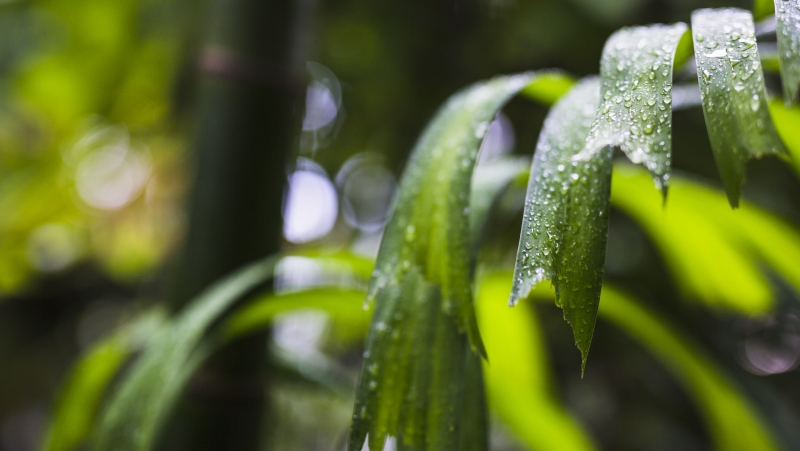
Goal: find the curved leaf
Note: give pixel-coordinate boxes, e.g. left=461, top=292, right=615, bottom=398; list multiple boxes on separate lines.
left=692, top=8, right=786, bottom=207
left=41, top=311, right=166, bottom=451
left=612, top=164, right=800, bottom=312
left=367, top=72, right=546, bottom=356
left=511, top=78, right=611, bottom=370
left=94, top=256, right=279, bottom=451
left=775, top=0, right=800, bottom=104
left=585, top=23, right=689, bottom=193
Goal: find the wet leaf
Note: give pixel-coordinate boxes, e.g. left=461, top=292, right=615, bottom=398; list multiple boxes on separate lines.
left=349, top=266, right=487, bottom=451
left=367, top=72, right=546, bottom=357
left=775, top=0, right=800, bottom=104
left=520, top=72, right=576, bottom=106
left=510, top=78, right=611, bottom=371
left=586, top=23, right=688, bottom=193
left=692, top=8, right=786, bottom=207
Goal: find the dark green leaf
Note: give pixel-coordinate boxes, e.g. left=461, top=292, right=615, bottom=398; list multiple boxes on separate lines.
left=692, top=8, right=786, bottom=207
left=586, top=23, right=688, bottom=193
left=775, top=0, right=800, bottom=104
left=367, top=73, right=546, bottom=357
left=511, top=78, right=611, bottom=371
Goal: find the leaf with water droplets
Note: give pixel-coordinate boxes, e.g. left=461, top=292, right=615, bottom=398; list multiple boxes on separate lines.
left=349, top=266, right=487, bottom=451
left=775, top=0, right=800, bottom=104
left=511, top=78, right=611, bottom=372
left=586, top=23, right=688, bottom=193
left=367, top=72, right=543, bottom=357
left=692, top=8, right=787, bottom=207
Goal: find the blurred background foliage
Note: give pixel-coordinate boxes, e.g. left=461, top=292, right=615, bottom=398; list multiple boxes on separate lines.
left=1, top=0, right=800, bottom=450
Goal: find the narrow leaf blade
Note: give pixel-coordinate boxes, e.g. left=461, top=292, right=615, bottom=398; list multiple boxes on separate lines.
left=692, top=8, right=786, bottom=207
left=511, top=78, right=611, bottom=370
left=587, top=23, right=689, bottom=193
left=775, top=0, right=800, bottom=104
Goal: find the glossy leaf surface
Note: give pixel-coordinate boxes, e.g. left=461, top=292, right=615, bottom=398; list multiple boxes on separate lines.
left=511, top=78, right=611, bottom=370
left=776, top=0, right=800, bottom=104
left=692, top=8, right=786, bottom=207
left=585, top=23, right=688, bottom=192
left=367, top=73, right=542, bottom=356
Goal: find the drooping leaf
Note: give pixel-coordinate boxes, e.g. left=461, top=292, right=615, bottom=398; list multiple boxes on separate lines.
left=692, top=8, right=787, bottom=207
left=41, top=311, right=166, bottom=451
left=585, top=23, right=689, bottom=193
left=94, top=256, right=279, bottom=451
left=476, top=271, right=597, bottom=451
left=775, top=0, right=800, bottom=104
left=351, top=74, right=563, bottom=450
left=367, top=72, right=547, bottom=356
left=611, top=163, right=800, bottom=312
left=510, top=77, right=611, bottom=370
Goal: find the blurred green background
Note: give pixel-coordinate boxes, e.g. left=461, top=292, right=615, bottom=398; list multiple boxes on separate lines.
left=1, top=0, right=799, bottom=450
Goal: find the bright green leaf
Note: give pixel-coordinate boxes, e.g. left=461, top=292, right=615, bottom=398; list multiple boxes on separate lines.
left=41, top=311, right=166, bottom=451
left=477, top=271, right=596, bottom=451
left=519, top=72, right=577, bottom=106
left=775, top=0, right=800, bottom=104
left=511, top=78, right=611, bottom=371
left=753, top=0, right=776, bottom=20
left=612, top=163, right=800, bottom=312
left=586, top=23, right=688, bottom=193
left=768, top=99, right=800, bottom=176
left=692, top=8, right=786, bottom=207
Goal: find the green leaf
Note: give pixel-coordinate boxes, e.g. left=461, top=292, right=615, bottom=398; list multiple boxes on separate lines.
left=692, top=8, right=786, bottom=207
left=586, top=23, right=688, bottom=193
left=775, top=0, right=800, bottom=104
left=477, top=271, right=597, bottom=451
left=223, top=288, right=370, bottom=342
left=94, top=256, right=279, bottom=451
left=41, top=311, right=166, bottom=451
left=768, top=98, right=800, bottom=176
left=367, top=73, right=554, bottom=357
left=753, top=0, right=776, bottom=21
left=519, top=72, right=577, bottom=106
left=612, top=163, right=800, bottom=312
left=507, top=272, right=779, bottom=451
left=511, top=77, right=611, bottom=371
left=350, top=266, right=485, bottom=451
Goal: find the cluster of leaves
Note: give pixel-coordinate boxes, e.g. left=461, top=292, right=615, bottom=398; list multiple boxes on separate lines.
left=39, top=1, right=800, bottom=451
